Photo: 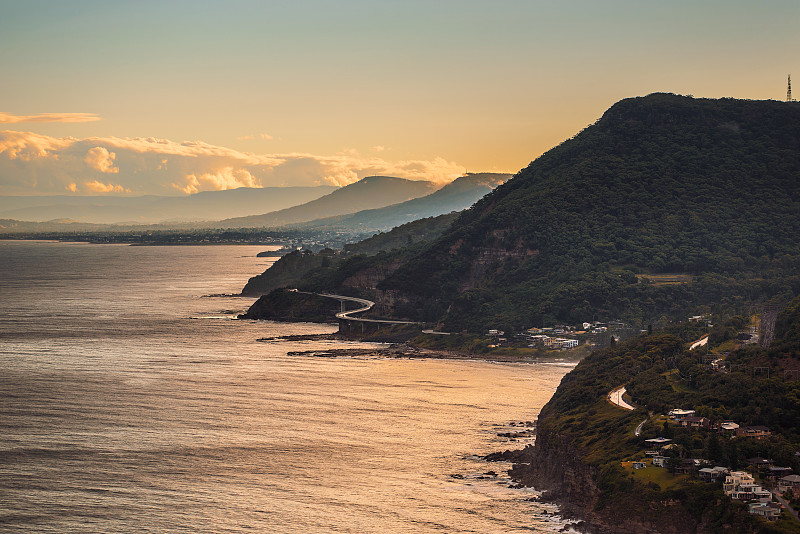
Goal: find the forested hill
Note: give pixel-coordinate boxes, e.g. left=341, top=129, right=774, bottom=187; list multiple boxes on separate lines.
left=376, top=94, right=800, bottom=330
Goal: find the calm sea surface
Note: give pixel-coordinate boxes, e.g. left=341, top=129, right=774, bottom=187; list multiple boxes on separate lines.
left=0, top=240, right=573, bottom=533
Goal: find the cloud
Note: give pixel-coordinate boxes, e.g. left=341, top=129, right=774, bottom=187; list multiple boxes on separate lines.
left=84, top=147, right=119, bottom=173
left=0, top=112, right=101, bottom=123
left=372, top=145, right=386, bottom=152
left=84, top=180, right=130, bottom=193
left=0, top=130, right=465, bottom=195
left=173, top=167, right=259, bottom=194
left=236, top=133, right=274, bottom=141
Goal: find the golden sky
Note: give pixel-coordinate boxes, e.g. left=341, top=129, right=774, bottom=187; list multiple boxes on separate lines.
left=1, top=0, right=798, bottom=195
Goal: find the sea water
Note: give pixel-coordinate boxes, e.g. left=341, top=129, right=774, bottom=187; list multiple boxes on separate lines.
left=0, top=240, right=573, bottom=533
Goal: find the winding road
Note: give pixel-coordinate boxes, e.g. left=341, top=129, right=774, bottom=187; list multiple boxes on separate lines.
left=608, top=386, right=635, bottom=411
left=314, top=292, right=421, bottom=325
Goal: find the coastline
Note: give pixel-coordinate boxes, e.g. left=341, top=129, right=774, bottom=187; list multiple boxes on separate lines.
left=257, top=333, right=583, bottom=365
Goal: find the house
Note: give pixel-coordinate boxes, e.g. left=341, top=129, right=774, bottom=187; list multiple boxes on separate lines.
left=527, top=335, right=550, bottom=346
left=632, top=461, right=646, bottom=469
left=766, top=467, right=793, bottom=482
left=747, top=457, right=774, bottom=471
left=748, top=502, right=782, bottom=521
left=737, top=426, right=771, bottom=439
left=668, top=409, right=696, bottom=419
left=778, top=474, right=800, bottom=493
left=488, top=329, right=504, bottom=337
left=652, top=456, right=669, bottom=468
left=699, top=466, right=729, bottom=480
left=560, top=339, right=579, bottom=349
left=527, top=327, right=544, bottom=335
left=724, top=471, right=772, bottom=501
left=718, top=421, right=739, bottom=433
left=674, top=458, right=705, bottom=475
left=645, top=437, right=673, bottom=446
left=680, top=416, right=711, bottom=429
left=724, top=472, right=754, bottom=494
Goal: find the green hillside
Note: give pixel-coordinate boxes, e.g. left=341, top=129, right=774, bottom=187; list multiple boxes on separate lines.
left=377, top=94, right=800, bottom=330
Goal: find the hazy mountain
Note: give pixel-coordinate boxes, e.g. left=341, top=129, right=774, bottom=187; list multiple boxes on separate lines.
left=218, top=176, right=438, bottom=228
left=293, top=173, right=510, bottom=232
left=0, top=186, right=336, bottom=224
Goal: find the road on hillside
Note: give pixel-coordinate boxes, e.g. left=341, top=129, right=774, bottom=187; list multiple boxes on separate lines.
left=311, top=292, right=421, bottom=325
left=774, top=492, right=800, bottom=522
left=689, top=335, right=709, bottom=350
left=608, top=386, right=635, bottom=411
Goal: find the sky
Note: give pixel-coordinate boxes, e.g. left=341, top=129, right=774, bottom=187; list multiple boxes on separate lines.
left=1, top=0, right=798, bottom=196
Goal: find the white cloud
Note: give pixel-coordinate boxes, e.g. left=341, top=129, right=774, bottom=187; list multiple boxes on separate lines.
left=0, top=130, right=466, bottom=195
left=236, top=133, right=274, bottom=141
left=0, top=112, right=101, bottom=123
left=84, top=180, right=130, bottom=193
left=84, top=147, right=119, bottom=173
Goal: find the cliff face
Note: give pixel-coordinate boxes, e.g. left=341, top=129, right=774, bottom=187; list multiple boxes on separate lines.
left=510, top=406, right=600, bottom=527
left=517, top=411, right=707, bottom=534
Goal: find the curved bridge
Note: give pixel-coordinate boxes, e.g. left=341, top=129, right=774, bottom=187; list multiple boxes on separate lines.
left=294, top=290, right=421, bottom=333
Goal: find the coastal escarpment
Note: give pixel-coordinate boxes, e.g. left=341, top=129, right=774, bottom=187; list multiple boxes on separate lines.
left=512, top=407, right=706, bottom=534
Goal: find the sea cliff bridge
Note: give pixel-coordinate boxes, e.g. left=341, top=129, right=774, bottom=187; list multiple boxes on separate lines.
left=292, top=290, right=421, bottom=333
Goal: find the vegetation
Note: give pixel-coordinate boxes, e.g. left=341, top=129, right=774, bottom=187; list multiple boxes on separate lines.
left=378, top=94, right=800, bottom=332
left=241, top=94, right=800, bottom=334
left=528, top=296, right=800, bottom=532
left=241, top=213, right=457, bottom=296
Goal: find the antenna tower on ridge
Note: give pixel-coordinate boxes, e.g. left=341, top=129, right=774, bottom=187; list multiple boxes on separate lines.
left=789, top=74, right=795, bottom=102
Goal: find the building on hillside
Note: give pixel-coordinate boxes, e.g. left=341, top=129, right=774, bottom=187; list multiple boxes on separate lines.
left=766, top=466, right=793, bottom=482
left=527, top=335, right=550, bottom=347
left=668, top=409, right=696, bottom=419
left=680, top=416, right=711, bottom=429
left=737, top=426, right=771, bottom=439
left=724, top=471, right=772, bottom=501
left=632, top=461, right=646, bottom=469
left=717, top=421, right=740, bottom=433
left=652, top=456, right=669, bottom=468
left=748, top=502, right=782, bottom=521
left=699, top=466, right=729, bottom=480
left=748, top=457, right=774, bottom=472
left=778, top=475, right=800, bottom=493
left=644, top=437, right=672, bottom=446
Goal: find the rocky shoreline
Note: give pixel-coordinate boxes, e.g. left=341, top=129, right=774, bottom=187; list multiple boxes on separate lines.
left=258, top=333, right=582, bottom=364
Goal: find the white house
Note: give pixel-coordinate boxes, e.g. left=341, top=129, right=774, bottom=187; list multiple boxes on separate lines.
left=652, top=456, right=669, bottom=467
left=724, top=472, right=771, bottom=501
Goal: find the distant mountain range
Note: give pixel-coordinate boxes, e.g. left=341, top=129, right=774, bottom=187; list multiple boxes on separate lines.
left=0, top=186, right=337, bottom=224
left=291, top=173, right=509, bottom=233
left=217, top=176, right=439, bottom=228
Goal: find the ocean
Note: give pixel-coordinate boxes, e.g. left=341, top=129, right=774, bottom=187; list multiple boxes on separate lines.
left=0, top=240, right=573, bottom=533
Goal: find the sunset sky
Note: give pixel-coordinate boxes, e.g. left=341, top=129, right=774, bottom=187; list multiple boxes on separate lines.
left=1, top=0, right=798, bottom=195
